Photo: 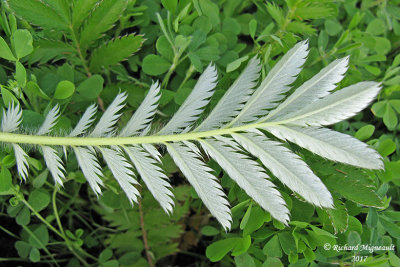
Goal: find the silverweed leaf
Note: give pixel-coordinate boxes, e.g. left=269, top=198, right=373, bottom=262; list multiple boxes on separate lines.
left=0, top=41, right=383, bottom=230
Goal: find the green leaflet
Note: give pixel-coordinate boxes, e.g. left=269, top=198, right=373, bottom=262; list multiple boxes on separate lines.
left=287, top=21, right=316, bottom=35
left=79, top=0, right=128, bottom=49
left=324, top=174, right=384, bottom=208
left=89, top=34, right=144, bottom=72
left=71, top=0, right=99, bottom=31
left=6, top=0, right=69, bottom=30
left=28, top=39, right=74, bottom=64
left=12, top=29, right=33, bottom=59
left=294, top=2, right=337, bottom=19
left=0, top=35, right=16, bottom=61
left=42, top=0, right=71, bottom=23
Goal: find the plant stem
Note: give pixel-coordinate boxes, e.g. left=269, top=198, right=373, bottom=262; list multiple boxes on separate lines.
left=309, top=47, right=337, bottom=67
left=138, top=198, right=154, bottom=267
left=52, top=188, right=97, bottom=265
left=68, top=25, right=91, bottom=77
left=52, top=188, right=67, bottom=237
left=68, top=25, right=107, bottom=112
left=128, top=76, right=150, bottom=88
left=162, top=54, right=179, bottom=88
left=57, top=198, right=94, bottom=231
left=21, top=224, right=59, bottom=266
left=0, top=258, right=67, bottom=263
left=19, top=93, right=33, bottom=110
left=0, top=225, right=19, bottom=239
left=19, top=197, right=63, bottom=238
left=177, top=65, right=195, bottom=91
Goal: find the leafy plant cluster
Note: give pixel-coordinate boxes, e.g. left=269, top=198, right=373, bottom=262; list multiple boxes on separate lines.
left=0, top=0, right=399, bottom=267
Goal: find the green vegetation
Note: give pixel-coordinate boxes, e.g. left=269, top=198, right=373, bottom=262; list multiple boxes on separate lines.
left=0, top=0, right=399, bottom=266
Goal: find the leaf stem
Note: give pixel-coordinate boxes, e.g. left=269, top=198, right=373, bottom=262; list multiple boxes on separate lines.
left=68, top=25, right=92, bottom=77
left=0, top=121, right=283, bottom=146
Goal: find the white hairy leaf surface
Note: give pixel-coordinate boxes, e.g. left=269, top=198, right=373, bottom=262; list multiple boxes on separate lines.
left=264, top=125, right=383, bottom=169
left=277, top=81, right=381, bottom=126
left=120, top=82, right=160, bottom=136
left=159, top=64, right=218, bottom=134
left=196, top=57, right=261, bottom=131
left=264, top=57, right=349, bottom=121
left=125, top=146, right=174, bottom=213
left=100, top=147, right=140, bottom=205
left=13, top=144, right=29, bottom=180
left=183, top=140, right=203, bottom=157
left=73, top=147, right=104, bottom=195
left=214, top=135, right=242, bottom=151
left=142, top=143, right=162, bottom=162
left=69, top=104, right=97, bottom=137
left=231, top=40, right=309, bottom=125
left=167, top=142, right=232, bottom=230
left=36, top=106, right=64, bottom=185
left=42, top=146, right=65, bottom=186
left=1, top=102, right=22, bottom=133
left=232, top=132, right=333, bottom=208
left=200, top=138, right=290, bottom=224
left=37, top=105, right=60, bottom=135
left=90, top=92, right=127, bottom=137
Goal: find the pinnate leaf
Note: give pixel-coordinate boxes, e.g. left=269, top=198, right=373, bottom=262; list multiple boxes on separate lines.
left=0, top=41, right=384, bottom=231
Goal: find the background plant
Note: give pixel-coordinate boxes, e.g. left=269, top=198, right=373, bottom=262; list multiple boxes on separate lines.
left=0, top=0, right=399, bottom=266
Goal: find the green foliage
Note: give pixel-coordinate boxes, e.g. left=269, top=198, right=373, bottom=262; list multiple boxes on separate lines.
left=142, top=54, right=171, bottom=75
left=54, top=80, right=75, bottom=99
left=0, top=35, right=16, bottom=60
left=76, top=74, right=104, bottom=100
left=29, top=39, right=74, bottom=64
left=0, top=0, right=399, bottom=266
left=0, top=167, right=13, bottom=195
left=97, top=186, right=191, bottom=264
left=12, top=29, right=33, bottom=59
left=313, top=161, right=384, bottom=208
